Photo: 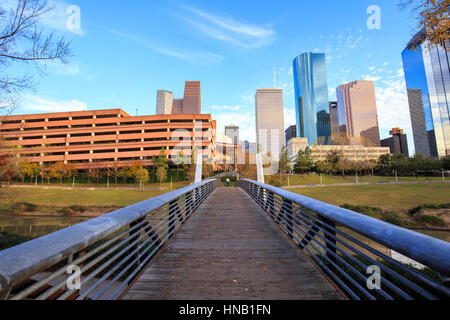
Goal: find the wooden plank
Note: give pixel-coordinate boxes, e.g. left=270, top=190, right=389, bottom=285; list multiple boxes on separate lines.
left=121, top=187, right=344, bottom=300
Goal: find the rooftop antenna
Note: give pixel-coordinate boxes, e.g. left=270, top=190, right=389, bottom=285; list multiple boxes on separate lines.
left=136, top=108, right=138, bottom=116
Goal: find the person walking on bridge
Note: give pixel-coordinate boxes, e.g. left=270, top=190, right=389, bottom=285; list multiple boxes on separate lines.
left=226, top=178, right=230, bottom=188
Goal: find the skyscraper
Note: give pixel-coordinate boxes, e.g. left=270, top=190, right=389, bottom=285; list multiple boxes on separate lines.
left=255, top=88, right=285, bottom=158
left=329, top=101, right=339, bottom=134
left=172, top=99, right=184, bottom=114
left=336, top=80, right=381, bottom=146
left=285, top=125, right=297, bottom=145
left=293, top=52, right=331, bottom=145
left=225, top=125, right=240, bottom=145
left=156, top=90, right=173, bottom=115
left=183, top=81, right=201, bottom=114
left=402, top=29, right=449, bottom=157
left=381, top=128, right=409, bottom=157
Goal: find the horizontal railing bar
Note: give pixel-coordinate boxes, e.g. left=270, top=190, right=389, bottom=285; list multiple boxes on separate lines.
left=240, top=179, right=450, bottom=276
left=0, top=179, right=218, bottom=299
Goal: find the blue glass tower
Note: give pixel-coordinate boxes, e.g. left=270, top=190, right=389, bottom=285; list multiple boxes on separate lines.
left=293, top=53, right=331, bottom=145
left=402, top=30, right=450, bottom=157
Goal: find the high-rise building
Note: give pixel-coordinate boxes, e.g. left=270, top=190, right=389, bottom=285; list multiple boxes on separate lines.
left=381, top=128, right=409, bottom=157
left=293, top=52, right=331, bottom=146
left=329, top=101, right=339, bottom=134
left=406, top=89, right=431, bottom=156
left=172, top=99, right=184, bottom=114
left=285, top=125, right=297, bottom=145
left=225, top=125, right=239, bottom=145
left=336, top=80, right=381, bottom=146
left=255, top=88, right=285, bottom=158
left=183, top=81, right=201, bottom=114
left=156, top=90, right=173, bottom=115
left=402, top=29, right=449, bottom=157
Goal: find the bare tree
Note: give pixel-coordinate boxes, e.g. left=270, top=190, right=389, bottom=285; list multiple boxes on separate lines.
left=0, top=0, right=72, bottom=115
left=399, top=0, right=450, bottom=51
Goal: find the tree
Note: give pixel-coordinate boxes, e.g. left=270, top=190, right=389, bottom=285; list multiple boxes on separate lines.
left=155, top=148, right=168, bottom=184
left=134, top=168, right=149, bottom=190
left=50, top=162, right=65, bottom=184
left=278, top=146, right=290, bottom=178
left=23, top=162, right=39, bottom=183
left=0, top=0, right=72, bottom=114
left=294, top=147, right=313, bottom=174
left=0, top=138, right=19, bottom=187
left=15, top=158, right=28, bottom=183
left=325, top=150, right=343, bottom=174
left=442, top=156, right=450, bottom=170
left=399, top=0, right=449, bottom=51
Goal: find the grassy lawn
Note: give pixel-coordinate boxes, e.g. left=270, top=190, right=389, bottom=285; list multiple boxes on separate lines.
left=266, top=174, right=445, bottom=186
left=0, top=187, right=171, bottom=208
left=290, top=183, right=450, bottom=214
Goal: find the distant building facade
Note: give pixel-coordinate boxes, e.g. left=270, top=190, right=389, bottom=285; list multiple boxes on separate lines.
left=329, top=101, right=339, bottom=134
left=336, top=80, right=381, bottom=146
left=381, top=128, right=409, bottom=157
left=225, top=125, right=240, bottom=145
left=287, top=137, right=309, bottom=161
left=293, top=52, right=331, bottom=145
left=402, top=29, right=449, bottom=157
left=310, top=145, right=390, bottom=162
left=255, top=88, right=285, bottom=158
left=285, top=125, right=297, bottom=146
left=156, top=90, right=174, bottom=115
left=0, top=109, right=217, bottom=170
left=157, top=81, right=201, bottom=115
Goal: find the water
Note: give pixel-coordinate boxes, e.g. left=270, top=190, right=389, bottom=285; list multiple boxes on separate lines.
left=0, top=215, right=91, bottom=238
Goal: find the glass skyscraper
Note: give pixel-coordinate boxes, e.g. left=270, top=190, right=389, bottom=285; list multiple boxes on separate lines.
left=293, top=52, right=331, bottom=145
left=402, top=29, right=450, bottom=157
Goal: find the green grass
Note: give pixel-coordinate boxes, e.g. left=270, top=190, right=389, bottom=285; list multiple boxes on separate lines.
left=0, top=187, right=171, bottom=208
left=290, top=183, right=450, bottom=214
left=267, top=174, right=445, bottom=186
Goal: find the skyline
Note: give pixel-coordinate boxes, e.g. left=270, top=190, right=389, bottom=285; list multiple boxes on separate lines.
left=3, top=0, right=423, bottom=154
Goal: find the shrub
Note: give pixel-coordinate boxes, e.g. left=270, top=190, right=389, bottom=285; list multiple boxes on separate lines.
left=416, top=214, right=445, bottom=227
left=409, top=203, right=450, bottom=215
left=341, top=204, right=383, bottom=219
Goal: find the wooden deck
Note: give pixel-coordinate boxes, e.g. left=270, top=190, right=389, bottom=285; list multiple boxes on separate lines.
left=121, top=187, right=344, bottom=300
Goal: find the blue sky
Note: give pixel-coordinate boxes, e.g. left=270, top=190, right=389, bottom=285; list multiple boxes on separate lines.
left=6, top=0, right=421, bottom=153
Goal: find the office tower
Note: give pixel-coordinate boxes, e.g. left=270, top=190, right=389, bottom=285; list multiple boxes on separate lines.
left=329, top=101, right=339, bottom=134
left=156, top=90, right=173, bottom=115
left=255, top=88, right=285, bottom=158
left=183, top=81, right=201, bottom=114
left=406, top=89, right=431, bottom=156
left=381, top=128, right=409, bottom=157
left=172, top=99, right=184, bottom=114
left=225, top=125, right=240, bottom=145
left=293, top=52, right=331, bottom=145
left=402, top=29, right=449, bottom=157
left=336, top=80, right=381, bottom=146
left=285, top=125, right=297, bottom=145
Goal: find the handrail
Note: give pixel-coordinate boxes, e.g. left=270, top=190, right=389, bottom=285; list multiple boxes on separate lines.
left=0, top=179, right=220, bottom=300
left=240, top=179, right=450, bottom=274
left=237, top=179, right=450, bottom=300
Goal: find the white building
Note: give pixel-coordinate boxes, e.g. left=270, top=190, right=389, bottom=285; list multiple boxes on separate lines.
left=156, top=90, right=174, bottom=115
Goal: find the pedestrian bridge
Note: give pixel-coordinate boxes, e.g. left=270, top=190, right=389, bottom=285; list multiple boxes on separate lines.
left=0, top=179, right=449, bottom=300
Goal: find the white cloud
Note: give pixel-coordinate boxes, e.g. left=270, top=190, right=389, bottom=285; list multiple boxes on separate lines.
left=180, top=5, right=275, bottom=49
left=212, top=110, right=256, bottom=143
left=210, top=105, right=242, bottom=111
left=19, top=95, right=88, bottom=113
left=102, top=27, right=223, bottom=64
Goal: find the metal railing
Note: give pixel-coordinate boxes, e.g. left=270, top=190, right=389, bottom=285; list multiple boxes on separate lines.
left=0, top=179, right=221, bottom=300
left=237, top=179, right=450, bottom=300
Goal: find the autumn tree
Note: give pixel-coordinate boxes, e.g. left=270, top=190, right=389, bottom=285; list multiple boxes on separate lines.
left=278, top=146, right=291, bottom=179
left=0, top=0, right=72, bottom=114
left=134, top=168, right=149, bottom=190
left=23, top=162, right=39, bottom=183
left=0, top=138, right=19, bottom=187
left=155, top=148, right=168, bottom=184
left=50, top=162, right=65, bottom=184
left=399, top=0, right=449, bottom=50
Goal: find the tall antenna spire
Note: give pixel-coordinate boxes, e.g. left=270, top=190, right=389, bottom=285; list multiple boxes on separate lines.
left=273, top=60, right=277, bottom=88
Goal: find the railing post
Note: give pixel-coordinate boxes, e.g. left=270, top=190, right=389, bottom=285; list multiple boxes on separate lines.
left=321, top=217, right=337, bottom=267
left=168, top=199, right=180, bottom=237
